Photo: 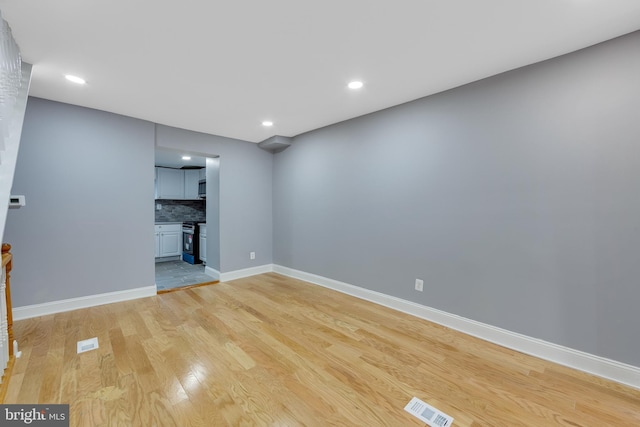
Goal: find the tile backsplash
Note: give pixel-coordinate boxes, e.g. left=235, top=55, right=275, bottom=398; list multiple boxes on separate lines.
left=155, top=199, right=206, bottom=222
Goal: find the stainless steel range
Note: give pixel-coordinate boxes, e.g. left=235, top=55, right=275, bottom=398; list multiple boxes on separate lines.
left=182, top=221, right=201, bottom=264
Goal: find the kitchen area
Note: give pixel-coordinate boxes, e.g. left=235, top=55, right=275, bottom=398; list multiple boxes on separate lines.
left=154, top=149, right=217, bottom=291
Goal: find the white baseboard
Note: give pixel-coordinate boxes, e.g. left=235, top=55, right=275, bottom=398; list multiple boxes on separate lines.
left=12, top=264, right=640, bottom=389
left=204, top=266, right=220, bottom=280
left=12, top=262, right=274, bottom=321
left=272, top=265, right=640, bottom=390
left=13, top=285, right=157, bottom=321
left=220, top=264, right=274, bottom=282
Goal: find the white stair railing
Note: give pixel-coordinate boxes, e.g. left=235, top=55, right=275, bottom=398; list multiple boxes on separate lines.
left=0, top=10, right=32, bottom=247
left=1, top=9, right=30, bottom=381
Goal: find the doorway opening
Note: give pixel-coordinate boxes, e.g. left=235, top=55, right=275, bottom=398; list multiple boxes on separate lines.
left=154, top=148, right=220, bottom=291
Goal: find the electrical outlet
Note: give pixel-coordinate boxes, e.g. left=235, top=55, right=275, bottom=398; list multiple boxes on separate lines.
left=415, top=279, right=424, bottom=292
left=250, top=251, right=256, bottom=260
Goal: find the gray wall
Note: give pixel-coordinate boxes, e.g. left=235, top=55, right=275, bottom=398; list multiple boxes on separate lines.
left=155, top=125, right=273, bottom=273
left=273, top=31, right=640, bottom=366
left=206, top=157, right=221, bottom=271
left=5, top=97, right=155, bottom=306
left=6, top=98, right=273, bottom=307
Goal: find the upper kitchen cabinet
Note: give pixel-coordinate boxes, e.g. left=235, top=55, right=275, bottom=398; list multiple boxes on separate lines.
left=184, top=169, right=200, bottom=199
left=155, top=167, right=203, bottom=200
left=155, top=167, right=185, bottom=199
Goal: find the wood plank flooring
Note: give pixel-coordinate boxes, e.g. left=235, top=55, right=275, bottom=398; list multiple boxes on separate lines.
left=3, top=273, right=640, bottom=426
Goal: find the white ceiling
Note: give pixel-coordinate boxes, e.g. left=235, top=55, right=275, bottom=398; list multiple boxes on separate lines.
left=1, top=1, right=640, bottom=143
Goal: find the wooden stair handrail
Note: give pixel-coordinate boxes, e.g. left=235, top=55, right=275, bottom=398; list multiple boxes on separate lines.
left=1, top=243, right=13, bottom=356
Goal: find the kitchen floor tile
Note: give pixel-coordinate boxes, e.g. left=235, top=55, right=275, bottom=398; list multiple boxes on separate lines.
left=155, top=260, right=215, bottom=291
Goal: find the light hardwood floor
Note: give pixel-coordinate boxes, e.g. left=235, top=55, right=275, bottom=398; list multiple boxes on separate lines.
left=3, top=273, right=640, bottom=426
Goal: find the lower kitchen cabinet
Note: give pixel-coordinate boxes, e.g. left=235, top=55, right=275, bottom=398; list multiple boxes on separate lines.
left=155, top=224, right=182, bottom=258
left=155, top=232, right=160, bottom=257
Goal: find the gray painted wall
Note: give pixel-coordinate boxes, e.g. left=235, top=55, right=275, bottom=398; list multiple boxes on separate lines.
left=205, top=157, right=221, bottom=271
left=273, top=31, right=640, bottom=366
left=5, top=99, right=274, bottom=306
left=5, top=98, right=156, bottom=306
left=155, top=125, right=273, bottom=273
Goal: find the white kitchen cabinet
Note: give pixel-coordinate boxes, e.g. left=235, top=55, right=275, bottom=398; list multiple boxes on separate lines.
left=155, top=167, right=203, bottom=200
left=199, top=224, right=207, bottom=263
left=155, top=224, right=182, bottom=258
left=154, top=230, right=160, bottom=257
left=184, top=169, right=200, bottom=199
left=155, top=167, right=184, bottom=199
left=160, top=231, right=181, bottom=257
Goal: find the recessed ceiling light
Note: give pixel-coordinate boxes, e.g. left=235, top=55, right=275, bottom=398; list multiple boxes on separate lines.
left=348, top=81, right=363, bottom=89
left=65, top=75, right=86, bottom=85
left=262, top=121, right=274, bottom=127
left=182, top=156, right=191, bottom=160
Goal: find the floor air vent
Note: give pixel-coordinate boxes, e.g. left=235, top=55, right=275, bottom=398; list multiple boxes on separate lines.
left=77, top=337, right=99, bottom=354
left=404, top=397, right=453, bottom=427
